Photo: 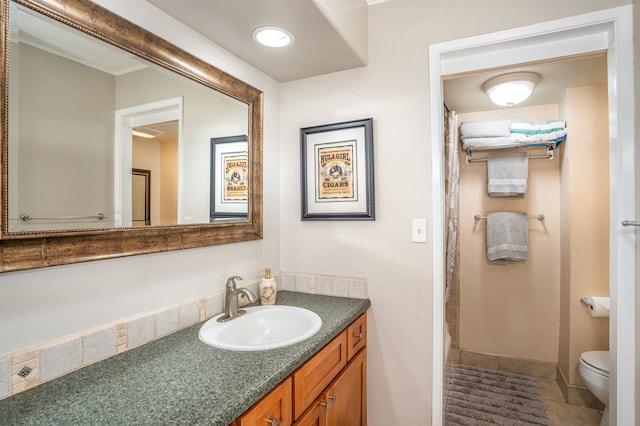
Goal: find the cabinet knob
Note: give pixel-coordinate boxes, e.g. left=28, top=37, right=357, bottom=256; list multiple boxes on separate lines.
left=266, top=417, right=280, bottom=426
left=320, top=401, right=331, bottom=409
left=354, top=332, right=363, bottom=340
left=328, top=394, right=338, bottom=402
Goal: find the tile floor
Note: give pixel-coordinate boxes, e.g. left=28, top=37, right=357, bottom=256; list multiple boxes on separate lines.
left=536, top=377, right=603, bottom=426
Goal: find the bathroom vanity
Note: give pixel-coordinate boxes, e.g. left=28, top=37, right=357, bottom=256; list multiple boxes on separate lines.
left=0, top=292, right=369, bottom=425
left=235, top=312, right=367, bottom=425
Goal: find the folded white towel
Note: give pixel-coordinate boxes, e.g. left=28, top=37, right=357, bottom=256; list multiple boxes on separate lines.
left=487, top=151, right=528, bottom=197
left=486, top=212, right=528, bottom=263
left=462, top=137, right=515, bottom=151
left=460, top=121, right=512, bottom=139
left=511, top=129, right=567, bottom=143
left=510, top=120, right=566, bottom=134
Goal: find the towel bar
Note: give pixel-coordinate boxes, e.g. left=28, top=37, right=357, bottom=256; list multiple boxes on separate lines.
left=622, top=220, right=640, bottom=227
left=474, top=213, right=544, bottom=222
left=17, top=213, right=108, bottom=222
left=465, top=145, right=555, bottom=164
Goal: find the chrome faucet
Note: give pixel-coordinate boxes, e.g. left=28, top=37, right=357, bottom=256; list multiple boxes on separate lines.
left=218, top=275, right=257, bottom=322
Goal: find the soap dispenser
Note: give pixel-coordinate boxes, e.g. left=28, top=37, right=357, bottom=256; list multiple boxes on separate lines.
left=259, top=267, right=277, bottom=305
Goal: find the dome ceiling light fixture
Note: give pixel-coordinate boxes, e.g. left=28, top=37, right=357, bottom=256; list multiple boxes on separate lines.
left=252, top=26, right=294, bottom=48
left=482, top=72, right=541, bottom=107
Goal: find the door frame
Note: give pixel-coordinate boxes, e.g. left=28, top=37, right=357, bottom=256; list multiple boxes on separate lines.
left=114, top=97, right=183, bottom=227
left=429, top=6, right=635, bottom=425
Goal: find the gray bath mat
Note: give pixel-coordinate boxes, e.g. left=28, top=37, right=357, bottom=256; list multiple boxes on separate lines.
left=445, top=364, right=549, bottom=425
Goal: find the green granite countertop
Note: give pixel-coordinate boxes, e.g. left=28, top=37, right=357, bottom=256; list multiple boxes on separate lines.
left=0, top=291, right=370, bottom=425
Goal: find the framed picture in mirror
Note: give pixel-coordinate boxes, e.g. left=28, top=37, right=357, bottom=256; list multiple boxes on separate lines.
left=210, top=135, right=249, bottom=221
left=300, top=118, right=375, bottom=220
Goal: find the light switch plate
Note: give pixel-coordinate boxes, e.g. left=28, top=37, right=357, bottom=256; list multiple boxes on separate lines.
left=412, top=219, right=427, bottom=243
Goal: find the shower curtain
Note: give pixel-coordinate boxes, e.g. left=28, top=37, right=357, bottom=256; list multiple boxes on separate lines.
left=444, top=109, right=459, bottom=303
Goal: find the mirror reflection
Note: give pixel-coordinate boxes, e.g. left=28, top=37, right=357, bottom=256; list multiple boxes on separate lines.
left=131, top=168, right=151, bottom=227
left=210, top=135, right=248, bottom=222
left=7, top=2, right=249, bottom=233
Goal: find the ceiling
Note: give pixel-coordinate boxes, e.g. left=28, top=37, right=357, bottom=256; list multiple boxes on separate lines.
left=443, top=53, right=608, bottom=113
left=18, top=0, right=609, bottom=104
left=145, top=0, right=371, bottom=82
left=16, top=0, right=374, bottom=82
left=142, top=0, right=607, bottom=109
left=15, top=4, right=145, bottom=76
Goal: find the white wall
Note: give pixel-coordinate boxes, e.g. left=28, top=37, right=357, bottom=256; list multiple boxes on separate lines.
left=15, top=43, right=115, bottom=227
left=281, top=0, right=630, bottom=424
left=0, top=0, right=281, bottom=355
left=280, top=51, right=433, bottom=426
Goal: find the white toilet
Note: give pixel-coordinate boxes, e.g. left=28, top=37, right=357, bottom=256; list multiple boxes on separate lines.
left=579, top=350, right=610, bottom=426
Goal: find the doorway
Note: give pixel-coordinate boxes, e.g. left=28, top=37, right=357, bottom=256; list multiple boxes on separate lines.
left=429, top=6, right=635, bottom=425
left=114, top=97, right=183, bottom=227
left=132, top=168, right=151, bottom=226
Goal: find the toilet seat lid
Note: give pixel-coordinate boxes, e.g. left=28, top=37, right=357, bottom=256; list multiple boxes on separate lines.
left=581, top=351, right=609, bottom=376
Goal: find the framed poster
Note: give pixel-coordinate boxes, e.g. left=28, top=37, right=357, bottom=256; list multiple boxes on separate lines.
left=210, top=135, right=248, bottom=221
left=300, top=118, right=374, bottom=220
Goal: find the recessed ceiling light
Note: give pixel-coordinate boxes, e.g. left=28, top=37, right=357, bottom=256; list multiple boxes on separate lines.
left=482, top=72, right=541, bottom=107
left=252, top=26, right=293, bottom=48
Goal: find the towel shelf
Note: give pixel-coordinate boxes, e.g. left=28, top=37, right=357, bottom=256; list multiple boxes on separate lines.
left=474, top=213, right=544, bottom=222
left=465, top=144, right=556, bottom=164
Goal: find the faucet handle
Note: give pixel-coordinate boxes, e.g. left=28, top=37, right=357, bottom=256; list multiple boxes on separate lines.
left=226, top=275, right=242, bottom=288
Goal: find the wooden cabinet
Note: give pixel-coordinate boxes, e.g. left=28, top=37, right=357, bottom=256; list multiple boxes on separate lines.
left=293, top=332, right=347, bottom=419
left=237, top=377, right=293, bottom=426
left=324, top=349, right=366, bottom=425
left=346, top=314, right=366, bottom=361
left=292, top=400, right=327, bottom=426
left=235, top=313, right=367, bottom=426
left=295, top=349, right=366, bottom=426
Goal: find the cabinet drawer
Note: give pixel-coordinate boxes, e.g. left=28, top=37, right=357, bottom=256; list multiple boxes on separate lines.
left=293, top=399, right=328, bottom=426
left=346, top=313, right=366, bottom=361
left=238, top=377, right=292, bottom=426
left=293, top=332, right=347, bottom=419
left=294, top=348, right=367, bottom=426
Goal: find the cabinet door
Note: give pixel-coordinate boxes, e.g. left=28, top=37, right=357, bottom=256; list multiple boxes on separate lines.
left=346, top=313, right=366, bottom=361
left=238, top=377, right=293, bottom=426
left=293, top=332, right=347, bottom=419
left=293, top=399, right=328, bottom=426
left=325, top=349, right=367, bottom=426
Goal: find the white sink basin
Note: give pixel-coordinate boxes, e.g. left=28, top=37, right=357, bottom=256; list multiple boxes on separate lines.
left=199, top=305, right=322, bottom=351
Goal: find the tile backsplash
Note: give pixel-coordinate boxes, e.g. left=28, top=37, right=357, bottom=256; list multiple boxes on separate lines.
left=280, top=272, right=368, bottom=299
left=0, top=271, right=367, bottom=401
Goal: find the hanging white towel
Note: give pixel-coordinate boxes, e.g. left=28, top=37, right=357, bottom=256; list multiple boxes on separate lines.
left=487, top=151, right=528, bottom=197
left=486, top=212, right=528, bottom=263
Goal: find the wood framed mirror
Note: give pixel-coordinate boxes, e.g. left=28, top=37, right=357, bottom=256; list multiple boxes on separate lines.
left=0, top=0, right=263, bottom=272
